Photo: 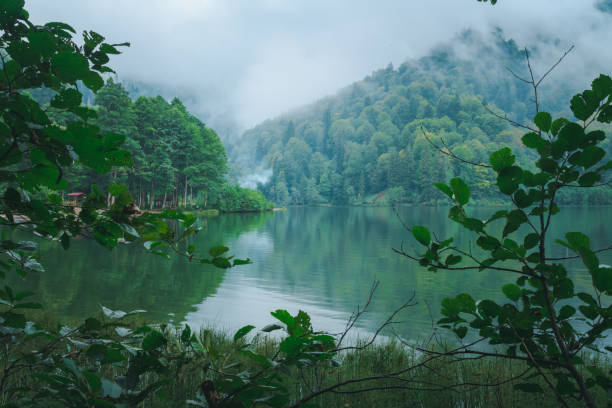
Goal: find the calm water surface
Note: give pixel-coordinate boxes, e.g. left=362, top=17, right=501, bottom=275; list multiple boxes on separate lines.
left=16, top=206, right=612, bottom=342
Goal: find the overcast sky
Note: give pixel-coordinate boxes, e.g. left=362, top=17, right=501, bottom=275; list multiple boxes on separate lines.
left=27, top=0, right=612, bottom=130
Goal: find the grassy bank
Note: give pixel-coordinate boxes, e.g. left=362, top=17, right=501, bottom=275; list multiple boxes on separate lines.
left=132, top=326, right=610, bottom=408
left=2, top=315, right=609, bottom=407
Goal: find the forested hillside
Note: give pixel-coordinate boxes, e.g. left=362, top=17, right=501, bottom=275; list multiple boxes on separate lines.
left=232, top=33, right=611, bottom=205
left=38, top=80, right=271, bottom=212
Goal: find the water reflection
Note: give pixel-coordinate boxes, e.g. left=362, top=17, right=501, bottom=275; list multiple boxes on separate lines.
left=11, top=206, right=611, bottom=343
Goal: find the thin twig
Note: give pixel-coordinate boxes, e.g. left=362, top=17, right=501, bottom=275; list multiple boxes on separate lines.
left=535, top=45, right=575, bottom=87
left=422, top=127, right=491, bottom=168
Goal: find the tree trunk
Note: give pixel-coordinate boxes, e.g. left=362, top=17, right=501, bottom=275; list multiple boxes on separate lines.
left=162, top=191, right=167, bottom=209
left=150, top=179, right=154, bottom=210
left=184, top=177, right=188, bottom=208
left=107, top=171, right=116, bottom=206
left=190, top=185, right=193, bottom=206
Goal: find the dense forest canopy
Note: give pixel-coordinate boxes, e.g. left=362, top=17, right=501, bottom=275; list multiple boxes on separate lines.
left=29, top=79, right=272, bottom=212
left=230, top=32, right=612, bottom=206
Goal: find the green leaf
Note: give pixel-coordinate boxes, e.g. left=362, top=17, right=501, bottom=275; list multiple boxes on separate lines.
left=489, top=147, right=515, bottom=172
left=455, top=293, right=476, bottom=313
left=445, top=254, right=462, bottom=266
left=261, top=324, right=283, bottom=333
left=51, top=51, right=89, bottom=82
left=434, top=182, right=452, bottom=199
left=271, top=309, right=295, bottom=328
left=485, top=210, right=508, bottom=224
left=558, top=122, right=585, bottom=152
left=514, top=383, right=543, bottom=393
left=239, top=349, right=272, bottom=368
left=536, top=157, right=558, bottom=174
left=558, top=305, right=576, bottom=320
left=551, top=118, right=570, bottom=136
left=570, top=90, right=600, bottom=121
left=524, top=233, right=540, bottom=250
left=14, top=302, right=42, bottom=309
left=592, top=266, right=611, bottom=294
left=503, top=210, right=527, bottom=237
left=502, top=284, right=521, bottom=301
left=84, top=371, right=102, bottom=393
left=476, top=236, right=500, bottom=251
left=209, top=245, right=229, bottom=257
left=60, top=233, right=70, bottom=250
left=513, top=189, right=533, bottom=208
left=565, top=232, right=590, bottom=250
left=478, top=299, right=500, bottom=318
left=100, top=43, right=121, bottom=55
left=233, top=325, right=255, bottom=341
left=1, top=311, right=26, bottom=328
left=553, top=278, right=574, bottom=299
left=591, top=74, right=612, bottom=99
left=577, top=292, right=597, bottom=306
left=521, top=132, right=546, bottom=150
left=181, top=325, right=191, bottom=343
left=50, top=88, right=82, bottom=109
left=411, top=225, right=431, bottom=246
left=578, top=172, right=601, bottom=187
left=142, top=331, right=166, bottom=351
left=454, top=326, right=467, bottom=339
left=280, top=336, right=307, bottom=356
left=0, top=0, right=25, bottom=15
left=45, top=21, right=76, bottom=34
left=496, top=166, right=522, bottom=195
left=449, top=178, right=470, bottom=205
left=27, top=31, right=57, bottom=58
left=533, top=112, right=552, bottom=132
left=580, top=146, right=605, bottom=169
left=212, top=257, right=231, bottom=269
left=83, top=71, right=105, bottom=91
left=15, top=290, right=34, bottom=301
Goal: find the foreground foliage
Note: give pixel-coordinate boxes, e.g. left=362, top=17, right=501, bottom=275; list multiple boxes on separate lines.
left=400, top=66, right=611, bottom=406
left=0, top=1, right=246, bottom=406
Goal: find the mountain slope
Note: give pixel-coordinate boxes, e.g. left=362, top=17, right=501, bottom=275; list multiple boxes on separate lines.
left=231, top=31, right=611, bottom=205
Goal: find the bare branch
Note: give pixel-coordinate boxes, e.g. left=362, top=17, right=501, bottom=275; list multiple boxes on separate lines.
left=422, top=127, right=491, bottom=168
left=535, top=45, right=575, bottom=87
left=334, top=288, right=417, bottom=353
left=546, top=244, right=612, bottom=261
left=392, top=247, right=528, bottom=276
left=482, top=103, right=538, bottom=132
left=509, top=324, right=569, bottom=408
left=505, top=67, right=531, bottom=84
left=559, top=181, right=611, bottom=188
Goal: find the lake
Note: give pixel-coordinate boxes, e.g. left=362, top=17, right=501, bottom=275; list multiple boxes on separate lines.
left=14, top=206, right=612, bottom=343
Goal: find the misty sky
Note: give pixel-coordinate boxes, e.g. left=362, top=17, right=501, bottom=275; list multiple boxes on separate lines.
left=27, top=0, right=612, bottom=130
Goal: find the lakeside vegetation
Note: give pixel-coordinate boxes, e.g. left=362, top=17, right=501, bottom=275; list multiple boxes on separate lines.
left=7, top=316, right=610, bottom=408
left=123, top=326, right=612, bottom=408
left=34, top=79, right=273, bottom=213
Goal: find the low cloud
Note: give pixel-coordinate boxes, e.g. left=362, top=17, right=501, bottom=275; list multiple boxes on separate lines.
left=27, top=0, right=612, bottom=131
left=238, top=169, right=273, bottom=189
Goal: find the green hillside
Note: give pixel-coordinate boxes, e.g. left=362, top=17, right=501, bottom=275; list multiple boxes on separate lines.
left=232, top=32, right=611, bottom=205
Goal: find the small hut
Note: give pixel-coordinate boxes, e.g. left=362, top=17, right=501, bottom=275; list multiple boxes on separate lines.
left=66, top=192, right=86, bottom=206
